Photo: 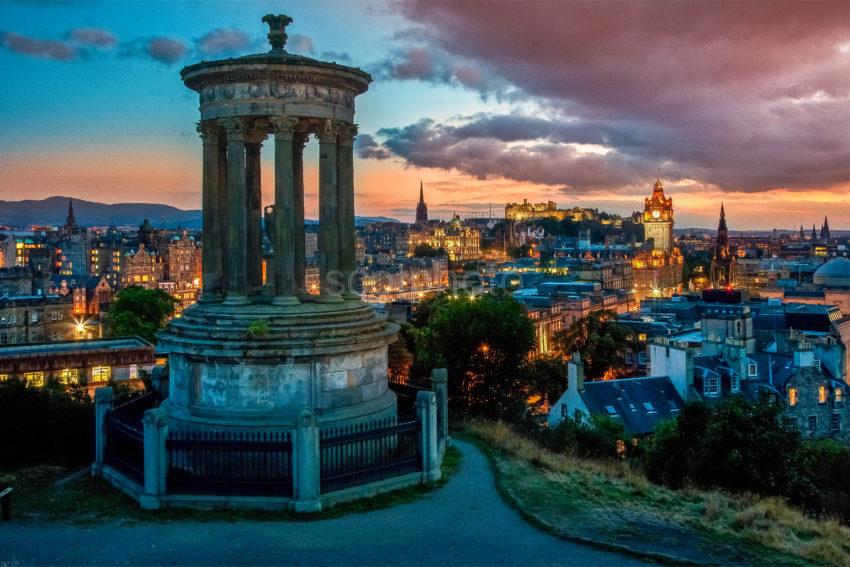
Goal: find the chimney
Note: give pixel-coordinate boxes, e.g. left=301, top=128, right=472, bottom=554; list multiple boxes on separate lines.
left=794, top=343, right=814, bottom=368
left=568, top=352, right=585, bottom=393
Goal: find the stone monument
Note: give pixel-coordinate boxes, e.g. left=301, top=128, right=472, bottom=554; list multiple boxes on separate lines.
left=157, top=14, right=399, bottom=433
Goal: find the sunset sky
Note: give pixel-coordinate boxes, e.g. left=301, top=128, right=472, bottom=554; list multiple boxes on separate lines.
left=3, top=1, right=850, bottom=229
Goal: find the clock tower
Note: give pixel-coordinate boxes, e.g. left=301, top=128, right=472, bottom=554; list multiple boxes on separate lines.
left=642, top=178, right=674, bottom=252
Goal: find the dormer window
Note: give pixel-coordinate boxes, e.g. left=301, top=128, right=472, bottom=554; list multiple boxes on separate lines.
left=836, top=388, right=844, bottom=403
left=605, top=405, right=617, bottom=415
left=705, top=376, right=720, bottom=396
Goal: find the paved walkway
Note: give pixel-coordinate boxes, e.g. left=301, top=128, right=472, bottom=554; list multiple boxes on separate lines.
left=0, top=441, right=647, bottom=566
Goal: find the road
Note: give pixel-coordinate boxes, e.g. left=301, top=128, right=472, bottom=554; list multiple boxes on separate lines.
left=0, top=441, right=648, bottom=566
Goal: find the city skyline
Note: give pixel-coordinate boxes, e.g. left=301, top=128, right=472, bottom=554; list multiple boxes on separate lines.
left=3, top=1, right=850, bottom=229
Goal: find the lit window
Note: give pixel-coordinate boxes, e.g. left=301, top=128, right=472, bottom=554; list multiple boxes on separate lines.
left=605, top=405, right=617, bottom=415
left=23, top=372, right=44, bottom=388
left=819, top=385, right=828, bottom=404
left=643, top=402, right=655, bottom=412
left=91, top=366, right=112, bottom=382
left=0, top=374, right=8, bottom=382
left=789, top=387, right=798, bottom=406
left=836, top=388, right=844, bottom=403
left=58, top=369, right=79, bottom=385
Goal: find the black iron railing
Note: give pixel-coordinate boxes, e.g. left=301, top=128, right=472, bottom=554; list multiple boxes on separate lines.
left=320, top=415, right=421, bottom=494
left=104, top=410, right=144, bottom=484
left=166, top=430, right=294, bottom=497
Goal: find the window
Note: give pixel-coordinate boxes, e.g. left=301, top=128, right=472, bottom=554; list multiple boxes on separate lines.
left=625, top=352, right=634, bottom=364
left=747, top=362, right=757, bottom=377
left=731, top=373, right=741, bottom=393
left=819, top=385, right=828, bottom=404
left=58, top=369, right=79, bottom=385
left=561, top=404, right=569, bottom=417
left=831, top=413, right=842, bottom=434
left=808, top=415, right=817, bottom=435
left=129, top=364, right=138, bottom=380
left=91, top=366, right=111, bottom=382
left=789, top=387, right=798, bottom=406
left=638, top=352, right=647, bottom=365
left=0, top=374, right=8, bottom=382
left=23, top=372, right=44, bottom=388
left=605, top=405, right=617, bottom=415
left=705, top=376, right=720, bottom=396
left=643, top=402, right=655, bottom=412
left=50, top=331, right=60, bottom=341
left=836, top=388, right=844, bottom=403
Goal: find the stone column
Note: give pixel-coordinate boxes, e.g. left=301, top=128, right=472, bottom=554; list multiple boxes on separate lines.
left=337, top=123, right=358, bottom=299
left=270, top=116, right=300, bottom=306
left=197, top=120, right=224, bottom=301
left=317, top=119, right=342, bottom=302
left=92, top=386, right=113, bottom=476
left=294, top=133, right=308, bottom=296
left=416, top=390, right=441, bottom=482
left=294, top=410, right=321, bottom=512
left=220, top=118, right=250, bottom=305
left=245, top=134, right=265, bottom=292
left=140, top=406, right=168, bottom=510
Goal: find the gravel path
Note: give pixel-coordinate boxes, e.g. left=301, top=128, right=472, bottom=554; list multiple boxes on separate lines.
left=0, top=440, right=648, bottom=566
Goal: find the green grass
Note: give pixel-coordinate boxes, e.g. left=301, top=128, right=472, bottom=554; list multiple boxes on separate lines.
left=7, top=446, right=461, bottom=524
left=466, top=421, right=850, bottom=567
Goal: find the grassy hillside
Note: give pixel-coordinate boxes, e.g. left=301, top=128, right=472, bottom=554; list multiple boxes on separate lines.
left=467, top=421, right=850, bottom=566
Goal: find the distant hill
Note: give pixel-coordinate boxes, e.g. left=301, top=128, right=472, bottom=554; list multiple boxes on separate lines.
left=0, top=197, right=401, bottom=229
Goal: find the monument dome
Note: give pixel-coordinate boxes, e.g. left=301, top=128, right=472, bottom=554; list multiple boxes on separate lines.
left=813, top=257, right=850, bottom=287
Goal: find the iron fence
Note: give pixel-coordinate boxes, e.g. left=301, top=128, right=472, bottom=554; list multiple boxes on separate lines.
left=320, top=415, right=421, bottom=493
left=166, top=430, right=294, bottom=497
left=104, top=410, right=144, bottom=484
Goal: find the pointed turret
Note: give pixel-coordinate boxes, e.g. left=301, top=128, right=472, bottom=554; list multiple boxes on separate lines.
left=812, top=224, right=818, bottom=242
left=799, top=224, right=805, bottom=241
left=821, top=216, right=831, bottom=241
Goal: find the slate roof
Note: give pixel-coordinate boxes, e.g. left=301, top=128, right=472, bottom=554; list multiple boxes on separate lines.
left=579, top=376, right=684, bottom=435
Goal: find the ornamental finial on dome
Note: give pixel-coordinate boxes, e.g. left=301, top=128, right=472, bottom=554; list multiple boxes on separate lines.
left=654, top=177, right=664, bottom=192
left=262, top=14, right=293, bottom=52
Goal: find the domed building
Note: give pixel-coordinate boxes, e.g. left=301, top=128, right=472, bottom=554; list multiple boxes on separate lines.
left=814, top=257, right=850, bottom=287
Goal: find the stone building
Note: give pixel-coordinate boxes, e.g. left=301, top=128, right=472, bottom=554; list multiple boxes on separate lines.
left=408, top=214, right=481, bottom=261
left=0, top=266, right=35, bottom=296
left=162, top=231, right=201, bottom=308
left=0, top=337, right=154, bottom=394
left=0, top=294, right=75, bottom=344
left=123, top=243, right=164, bottom=290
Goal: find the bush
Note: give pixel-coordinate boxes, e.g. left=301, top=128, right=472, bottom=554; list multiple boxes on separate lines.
left=540, top=414, right=628, bottom=459
left=0, top=381, right=93, bottom=467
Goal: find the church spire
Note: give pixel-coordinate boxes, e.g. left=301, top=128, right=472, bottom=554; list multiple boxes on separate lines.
left=415, top=180, right=428, bottom=224
left=821, top=216, right=830, bottom=241
left=65, top=197, right=76, bottom=229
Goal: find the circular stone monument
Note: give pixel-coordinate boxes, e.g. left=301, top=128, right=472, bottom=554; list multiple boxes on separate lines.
left=157, top=14, right=399, bottom=432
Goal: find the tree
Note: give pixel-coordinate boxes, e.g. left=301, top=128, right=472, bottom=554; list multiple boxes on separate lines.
left=415, top=290, right=535, bottom=418
left=553, top=310, right=633, bottom=380
left=106, top=286, right=177, bottom=344
left=519, top=353, right=567, bottom=409
left=412, top=243, right=444, bottom=258
left=388, top=323, right=417, bottom=382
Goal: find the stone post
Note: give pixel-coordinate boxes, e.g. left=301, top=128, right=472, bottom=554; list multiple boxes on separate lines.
left=220, top=118, right=249, bottom=305
left=270, top=116, right=300, bottom=306
left=197, top=120, right=223, bottom=301
left=317, top=119, right=342, bottom=302
left=294, top=410, right=321, bottom=512
left=140, top=406, right=168, bottom=510
left=245, top=137, right=265, bottom=292
left=430, top=368, right=449, bottom=447
left=92, top=386, right=113, bottom=476
left=337, top=123, right=358, bottom=299
left=416, top=390, right=441, bottom=483
left=293, top=133, right=308, bottom=296
left=150, top=364, right=168, bottom=400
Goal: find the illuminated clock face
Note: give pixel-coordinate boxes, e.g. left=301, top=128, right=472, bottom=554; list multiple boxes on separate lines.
left=651, top=209, right=661, bottom=219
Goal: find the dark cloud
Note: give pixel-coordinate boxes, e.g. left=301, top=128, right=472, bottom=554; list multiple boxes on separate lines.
left=67, top=27, right=117, bottom=48
left=195, top=28, right=250, bottom=56
left=143, top=37, right=189, bottom=64
left=289, top=33, right=314, bottom=55
left=375, top=1, right=850, bottom=194
left=1, top=31, right=76, bottom=60
left=356, top=133, right=392, bottom=160
left=320, top=50, right=352, bottom=64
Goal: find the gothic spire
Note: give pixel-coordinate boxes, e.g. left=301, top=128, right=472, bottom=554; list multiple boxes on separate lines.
left=415, top=180, right=428, bottom=224
left=66, top=197, right=76, bottom=229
